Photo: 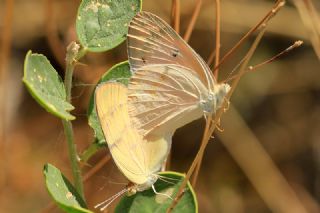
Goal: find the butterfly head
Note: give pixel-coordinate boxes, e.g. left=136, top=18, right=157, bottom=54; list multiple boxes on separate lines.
left=214, top=83, right=231, bottom=109
left=135, top=174, right=158, bottom=192
left=200, top=83, right=231, bottom=114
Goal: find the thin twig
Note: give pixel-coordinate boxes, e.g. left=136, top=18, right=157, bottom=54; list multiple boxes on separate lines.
left=213, top=0, right=221, bottom=79
left=63, top=42, right=84, bottom=199
left=171, top=0, right=181, bottom=33
left=183, top=0, right=202, bottom=42
left=83, top=155, right=111, bottom=181
left=293, top=0, right=320, bottom=60
left=206, top=50, right=216, bottom=67
left=166, top=116, right=212, bottom=213
left=249, top=40, right=303, bottom=71
left=167, top=12, right=273, bottom=212
left=191, top=0, right=221, bottom=186
left=190, top=0, right=286, bottom=190
left=210, top=0, right=285, bottom=72
left=222, top=40, right=303, bottom=83
left=44, top=0, right=66, bottom=68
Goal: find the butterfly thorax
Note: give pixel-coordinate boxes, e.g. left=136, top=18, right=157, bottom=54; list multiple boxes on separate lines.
left=200, top=83, right=230, bottom=114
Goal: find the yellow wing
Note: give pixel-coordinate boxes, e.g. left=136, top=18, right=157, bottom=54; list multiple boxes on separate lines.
left=95, top=82, right=171, bottom=186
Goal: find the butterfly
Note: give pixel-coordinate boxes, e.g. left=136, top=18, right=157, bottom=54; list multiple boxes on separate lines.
left=95, top=82, right=172, bottom=210
left=94, top=11, right=230, bottom=210
left=126, top=11, right=230, bottom=138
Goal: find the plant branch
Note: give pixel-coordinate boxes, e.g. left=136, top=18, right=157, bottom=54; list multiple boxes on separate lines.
left=167, top=15, right=272, bottom=212
left=166, top=116, right=212, bottom=213
left=63, top=42, right=84, bottom=199
left=210, top=0, right=285, bottom=71
left=213, top=0, right=221, bottom=79
left=171, top=0, right=181, bottom=33
left=222, top=40, right=303, bottom=83
left=191, top=0, right=221, bottom=186
left=183, top=0, right=202, bottom=42
left=191, top=0, right=286, bottom=189
left=293, top=0, right=320, bottom=60
left=206, top=50, right=216, bottom=65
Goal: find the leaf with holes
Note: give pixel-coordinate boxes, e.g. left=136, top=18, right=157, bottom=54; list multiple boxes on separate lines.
left=114, top=172, right=198, bottom=213
left=76, top=0, right=141, bottom=52
left=23, top=51, right=75, bottom=120
left=43, top=164, right=92, bottom=213
left=86, top=61, right=131, bottom=150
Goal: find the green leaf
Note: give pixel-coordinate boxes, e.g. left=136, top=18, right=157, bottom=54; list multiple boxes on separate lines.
left=76, top=0, right=142, bottom=52
left=23, top=51, right=75, bottom=120
left=87, top=61, right=132, bottom=148
left=115, top=172, right=198, bottom=213
left=43, top=164, right=93, bottom=213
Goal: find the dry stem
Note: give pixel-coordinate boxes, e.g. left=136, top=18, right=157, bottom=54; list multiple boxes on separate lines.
left=222, top=40, right=303, bottom=83
left=213, top=0, right=221, bottom=78
left=209, top=0, right=285, bottom=71
left=191, top=0, right=221, bottom=187
left=183, top=0, right=202, bottom=42
left=167, top=14, right=269, bottom=213
left=293, top=0, right=320, bottom=60
left=171, top=0, right=181, bottom=33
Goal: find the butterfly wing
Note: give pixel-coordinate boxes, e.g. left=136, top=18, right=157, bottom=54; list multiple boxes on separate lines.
left=95, top=82, right=171, bottom=185
left=127, top=11, right=215, bottom=91
left=128, top=64, right=208, bottom=137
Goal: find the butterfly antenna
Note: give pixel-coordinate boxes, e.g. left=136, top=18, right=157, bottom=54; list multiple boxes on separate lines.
left=94, top=188, right=128, bottom=211
left=221, top=54, right=248, bottom=84
left=108, top=180, right=128, bottom=186
left=152, top=185, right=173, bottom=200
left=158, top=174, right=181, bottom=181
left=221, top=40, right=303, bottom=84
left=157, top=176, right=176, bottom=185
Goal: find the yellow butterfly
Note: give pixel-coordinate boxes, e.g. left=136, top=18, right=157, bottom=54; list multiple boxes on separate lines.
left=95, top=82, right=172, bottom=210
left=127, top=12, right=230, bottom=138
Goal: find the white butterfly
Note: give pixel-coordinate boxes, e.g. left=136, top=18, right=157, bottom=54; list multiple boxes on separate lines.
left=127, top=12, right=230, bottom=138
left=94, top=11, right=230, bottom=210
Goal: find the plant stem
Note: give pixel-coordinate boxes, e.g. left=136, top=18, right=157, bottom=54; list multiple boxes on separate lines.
left=213, top=0, right=221, bottom=78
left=62, top=121, right=84, bottom=197
left=63, top=42, right=85, bottom=199
left=183, top=0, right=202, bottom=42
left=166, top=8, right=277, bottom=211
left=211, top=0, right=285, bottom=72
left=171, top=0, right=180, bottom=33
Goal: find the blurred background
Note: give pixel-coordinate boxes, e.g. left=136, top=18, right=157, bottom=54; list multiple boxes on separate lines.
left=0, top=0, right=319, bottom=212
